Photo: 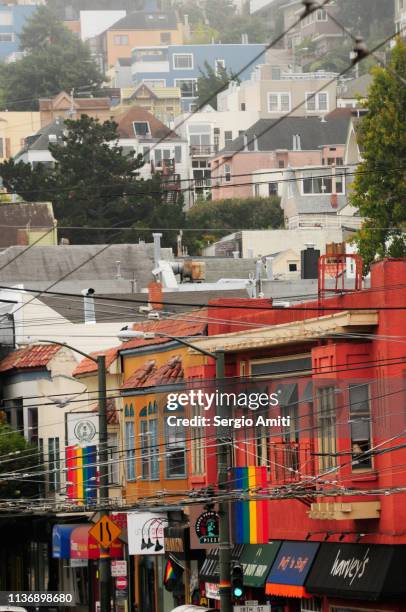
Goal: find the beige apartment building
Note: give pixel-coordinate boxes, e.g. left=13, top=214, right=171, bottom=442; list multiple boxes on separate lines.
left=218, top=63, right=338, bottom=117
left=0, top=111, right=41, bottom=160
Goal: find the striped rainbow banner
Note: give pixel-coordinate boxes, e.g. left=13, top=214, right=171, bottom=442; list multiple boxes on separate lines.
left=233, top=466, right=269, bottom=544
left=66, top=445, right=97, bottom=504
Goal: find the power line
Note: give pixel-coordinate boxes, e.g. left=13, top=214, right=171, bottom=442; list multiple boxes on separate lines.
left=2, top=283, right=406, bottom=311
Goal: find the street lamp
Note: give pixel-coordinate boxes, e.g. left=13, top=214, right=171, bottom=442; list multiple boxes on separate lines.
left=118, top=330, right=233, bottom=612
left=35, top=339, right=111, bottom=612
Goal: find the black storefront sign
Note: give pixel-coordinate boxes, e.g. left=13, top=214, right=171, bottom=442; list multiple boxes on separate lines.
left=200, top=545, right=245, bottom=583
left=164, top=525, right=204, bottom=561
left=306, top=543, right=406, bottom=601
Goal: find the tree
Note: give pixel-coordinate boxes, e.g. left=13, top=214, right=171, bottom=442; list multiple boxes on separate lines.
left=0, top=413, right=40, bottom=499
left=0, top=116, right=185, bottom=245
left=0, top=6, right=103, bottom=111
left=218, top=14, right=270, bottom=44
left=351, top=39, right=406, bottom=272
left=185, top=196, right=283, bottom=254
left=337, top=0, right=394, bottom=39
left=197, top=61, right=237, bottom=110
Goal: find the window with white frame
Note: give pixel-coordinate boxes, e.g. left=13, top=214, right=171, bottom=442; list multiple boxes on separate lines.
left=189, top=123, right=211, bottom=152
left=114, top=34, right=128, bottom=45
left=0, top=33, right=13, bottom=42
left=173, top=53, right=193, bottom=69
left=268, top=92, right=291, bottom=112
left=316, top=8, right=328, bottom=21
left=301, top=12, right=315, bottom=27
left=143, top=79, right=166, bottom=88
left=306, top=91, right=329, bottom=112
left=224, top=130, right=233, bottom=147
left=215, top=58, right=226, bottom=75
left=175, top=78, right=198, bottom=98
left=302, top=174, right=344, bottom=194
left=224, top=163, right=231, bottom=182
left=133, top=121, right=151, bottom=136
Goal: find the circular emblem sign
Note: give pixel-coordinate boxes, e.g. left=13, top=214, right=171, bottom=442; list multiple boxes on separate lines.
left=74, top=419, right=96, bottom=443
left=195, top=510, right=219, bottom=544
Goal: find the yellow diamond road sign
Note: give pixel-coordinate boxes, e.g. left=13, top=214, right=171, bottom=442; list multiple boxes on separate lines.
left=90, top=515, right=122, bottom=549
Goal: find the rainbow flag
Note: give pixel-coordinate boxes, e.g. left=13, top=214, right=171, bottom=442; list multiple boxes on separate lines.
left=233, top=466, right=269, bottom=544
left=66, top=445, right=97, bottom=504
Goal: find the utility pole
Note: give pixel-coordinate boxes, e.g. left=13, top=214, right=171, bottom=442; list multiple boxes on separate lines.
left=98, top=354, right=111, bottom=612
left=216, top=349, right=232, bottom=612
left=35, top=341, right=112, bottom=612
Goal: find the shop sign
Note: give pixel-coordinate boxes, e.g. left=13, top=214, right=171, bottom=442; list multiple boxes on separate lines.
left=205, top=582, right=220, bottom=600
left=127, top=512, right=167, bottom=555
left=67, top=412, right=99, bottom=447
left=111, top=560, right=127, bottom=577
left=195, top=511, right=219, bottom=544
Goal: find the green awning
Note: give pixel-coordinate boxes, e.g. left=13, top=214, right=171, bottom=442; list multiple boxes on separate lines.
left=240, top=542, right=281, bottom=587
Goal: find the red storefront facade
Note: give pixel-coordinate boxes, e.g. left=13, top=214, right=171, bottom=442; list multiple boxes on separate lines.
left=185, top=259, right=406, bottom=611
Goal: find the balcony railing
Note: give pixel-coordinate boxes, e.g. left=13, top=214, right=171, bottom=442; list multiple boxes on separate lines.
left=190, top=144, right=219, bottom=156
left=194, top=178, right=212, bottom=188
left=269, top=441, right=315, bottom=484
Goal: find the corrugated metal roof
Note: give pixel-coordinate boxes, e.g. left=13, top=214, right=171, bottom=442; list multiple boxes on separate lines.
left=0, top=344, right=61, bottom=373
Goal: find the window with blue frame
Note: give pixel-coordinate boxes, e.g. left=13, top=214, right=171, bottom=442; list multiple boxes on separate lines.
left=140, top=402, right=159, bottom=480
left=125, top=420, right=135, bottom=481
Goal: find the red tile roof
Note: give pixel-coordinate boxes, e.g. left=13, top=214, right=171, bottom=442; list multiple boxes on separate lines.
left=73, top=310, right=207, bottom=377
left=120, top=312, right=207, bottom=351
left=73, top=346, right=120, bottom=377
left=121, top=356, right=183, bottom=391
left=0, top=344, right=61, bottom=373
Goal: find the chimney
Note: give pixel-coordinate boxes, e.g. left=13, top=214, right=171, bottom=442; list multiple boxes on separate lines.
left=301, top=244, right=320, bottom=279
left=253, top=134, right=258, bottom=151
left=81, top=288, right=96, bottom=324
left=265, top=256, right=274, bottom=280
left=330, top=193, right=338, bottom=208
left=148, top=281, right=163, bottom=311
left=152, top=232, right=162, bottom=267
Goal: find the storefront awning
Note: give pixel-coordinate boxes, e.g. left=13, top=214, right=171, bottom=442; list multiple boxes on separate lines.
left=200, top=545, right=244, bottom=582
left=306, top=543, right=406, bottom=601
left=266, top=541, right=319, bottom=598
left=70, top=525, right=123, bottom=560
left=52, top=524, right=82, bottom=559
left=240, top=542, right=281, bottom=587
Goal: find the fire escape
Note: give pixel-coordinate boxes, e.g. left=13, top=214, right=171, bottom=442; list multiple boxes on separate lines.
left=154, top=158, right=181, bottom=204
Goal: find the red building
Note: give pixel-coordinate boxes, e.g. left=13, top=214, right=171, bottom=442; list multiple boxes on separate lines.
left=186, top=259, right=406, bottom=612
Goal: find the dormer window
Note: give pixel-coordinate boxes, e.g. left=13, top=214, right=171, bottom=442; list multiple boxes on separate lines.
left=133, top=121, right=151, bottom=136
